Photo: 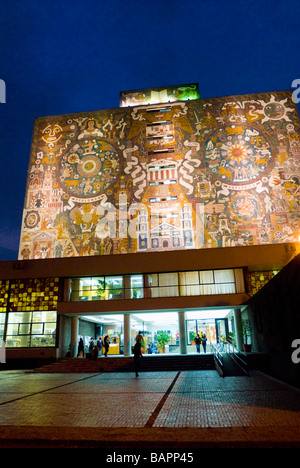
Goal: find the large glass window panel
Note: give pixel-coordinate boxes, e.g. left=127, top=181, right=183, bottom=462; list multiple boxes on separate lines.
left=158, top=273, right=179, bottom=297
left=7, top=312, right=31, bottom=330
left=5, top=311, right=57, bottom=348
left=31, top=322, right=43, bottom=334
left=6, top=335, right=30, bottom=348
left=179, top=271, right=200, bottom=296
left=105, top=276, right=124, bottom=299
left=214, top=269, right=235, bottom=294
left=131, top=312, right=179, bottom=354
left=145, top=273, right=159, bottom=298
left=31, top=335, right=56, bottom=347
left=129, top=275, right=144, bottom=299
left=199, top=270, right=214, bottom=294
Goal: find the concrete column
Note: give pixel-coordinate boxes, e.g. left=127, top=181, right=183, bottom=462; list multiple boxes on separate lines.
left=234, top=308, right=243, bottom=351
left=63, top=278, right=71, bottom=302
left=178, top=311, right=187, bottom=354
left=124, top=314, right=131, bottom=356
left=71, top=316, right=79, bottom=357
left=71, top=279, right=80, bottom=301
left=124, top=276, right=131, bottom=299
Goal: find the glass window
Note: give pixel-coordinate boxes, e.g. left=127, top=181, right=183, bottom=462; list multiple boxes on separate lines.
left=0, top=313, right=5, bottom=339
left=105, top=276, right=124, bottom=299
left=128, top=275, right=143, bottom=299
left=144, top=273, right=158, bottom=298
left=179, top=271, right=200, bottom=296
left=131, top=312, right=179, bottom=354
left=72, top=276, right=125, bottom=300
left=84, top=314, right=124, bottom=355
left=5, top=310, right=57, bottom=348
left=71, top=268, right=241, bottom=302
left=158, top=273, right=179, bottom=297
left=145, top=273, right=179, bottom=298
left=214, top=269, right=235, bottom=294
left=199, top=270, right=214, bottom=294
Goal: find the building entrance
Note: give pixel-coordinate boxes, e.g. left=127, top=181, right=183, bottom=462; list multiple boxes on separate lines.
left=78, top=308, right=236, bottom=357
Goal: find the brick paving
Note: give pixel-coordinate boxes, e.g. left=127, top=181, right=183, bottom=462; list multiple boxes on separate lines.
left=0, top=369, right=299, bottom=447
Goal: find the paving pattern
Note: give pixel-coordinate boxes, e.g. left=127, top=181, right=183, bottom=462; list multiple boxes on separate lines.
left=0, top=369, right=299, bottom=447
left=0, top=369, right=299, bottom=428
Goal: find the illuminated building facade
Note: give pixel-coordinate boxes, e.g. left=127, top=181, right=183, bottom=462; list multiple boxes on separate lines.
left=0, top=84, right=299, bottom=384
left=19, top=84, right=300, bottom=260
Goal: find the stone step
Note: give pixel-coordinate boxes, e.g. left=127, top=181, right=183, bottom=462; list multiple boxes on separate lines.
left=31, top=354, right=215, bottom=373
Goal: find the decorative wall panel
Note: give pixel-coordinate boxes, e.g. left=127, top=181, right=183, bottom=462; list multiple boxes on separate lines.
left=19, top=89, right=300, bottom=259
left=9, top=278, right=60, bottom=311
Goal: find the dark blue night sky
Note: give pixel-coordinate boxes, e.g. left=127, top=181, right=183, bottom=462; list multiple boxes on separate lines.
left=0, top=0, right=299, bottom=260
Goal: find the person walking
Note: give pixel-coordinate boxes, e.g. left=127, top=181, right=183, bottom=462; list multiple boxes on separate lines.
left=77, top=337, right=84, bottom=357
left=133, top=341, right=143, bottom=377
left=89, top=337, right=94, bottom=354
left=201, top=332, right=207, bottom=353
left=97, top=336, right=103, bottom=356
left=136, top=331, right=143, bottom=345
left=104, top=335, right=110, bottom=357
left=195, top=333, right=201, bottom=353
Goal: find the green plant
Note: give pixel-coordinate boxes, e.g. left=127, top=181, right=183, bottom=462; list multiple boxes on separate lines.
left=96, top=280, right=106, bottom=298
left=189, top=331, right=196, bottom=343
left=242, top=320, right=252, bottom=344
left=156, top=330, right=170, bottom=350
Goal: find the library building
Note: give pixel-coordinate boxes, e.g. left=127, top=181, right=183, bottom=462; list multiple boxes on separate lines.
left=1, top=83, right=300, bottom=386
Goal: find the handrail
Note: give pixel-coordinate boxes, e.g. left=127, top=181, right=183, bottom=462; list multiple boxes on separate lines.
left=211, top=343, right=224, bottom=371
left=213, top=339, right=249, bottom=376
left=221, top=339, right=249, bottom=374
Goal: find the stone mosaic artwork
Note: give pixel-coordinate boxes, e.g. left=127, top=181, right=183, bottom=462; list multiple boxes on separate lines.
left=19, top=89, right=300, bottom=259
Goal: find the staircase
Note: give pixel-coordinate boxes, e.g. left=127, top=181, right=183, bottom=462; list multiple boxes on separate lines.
left=31, top=354, right=215, bottom=373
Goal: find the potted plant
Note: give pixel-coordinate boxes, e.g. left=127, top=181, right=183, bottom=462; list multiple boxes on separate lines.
left=156, top=330, right=170, bottom=353
left=242, top=320, right=252, bottom=352
left=96, top=279, right=106, bottom=299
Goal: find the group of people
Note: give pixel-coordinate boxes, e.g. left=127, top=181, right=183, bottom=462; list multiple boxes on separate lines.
left=194, top=332, right=207, bottom=353
left=77, top=335, right=110, bottom=359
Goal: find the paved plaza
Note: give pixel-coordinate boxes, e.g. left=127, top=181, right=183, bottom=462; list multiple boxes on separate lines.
left=0, top=368, right=299, bottom=447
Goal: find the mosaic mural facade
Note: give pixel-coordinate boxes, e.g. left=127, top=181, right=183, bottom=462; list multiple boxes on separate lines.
left=19, top=87, right=300, bottom=259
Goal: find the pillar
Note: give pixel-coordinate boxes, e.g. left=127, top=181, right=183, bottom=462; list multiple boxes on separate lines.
left=71, top=316, right=79, bottom=357
left=234, top=308, right=243, bottom=351
left=124, top=276, right=131, bottom=299
left=124, top=314, right=131, bottom=356
left=178, top=311, right=187, bottom=354
left=63, top=278, right=71, bottom=302
left=71, top=279, right=80, bottom=301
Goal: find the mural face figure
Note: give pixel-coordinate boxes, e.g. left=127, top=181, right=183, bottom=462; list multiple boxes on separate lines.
left=42, top=124, right=63, bottom=143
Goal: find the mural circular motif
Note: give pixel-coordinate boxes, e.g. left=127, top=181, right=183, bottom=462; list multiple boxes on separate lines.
left=230, top=191, right=265, bottom=223
left=24, top=211, right=40, bottom=229
left=203, top=125, right=273, bottom=185
left=58, top=139, right=120, bottom=198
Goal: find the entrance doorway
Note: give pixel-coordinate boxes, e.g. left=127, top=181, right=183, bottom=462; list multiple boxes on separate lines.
left=79, top=308, right=236, bottom=357
left=186, top=318, right=215, bottom=354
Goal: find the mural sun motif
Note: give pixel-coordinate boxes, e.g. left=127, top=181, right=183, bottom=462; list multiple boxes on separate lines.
left=203, top=124, right=273, bottom=185
left=259, top=94, right=294, bottom=123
